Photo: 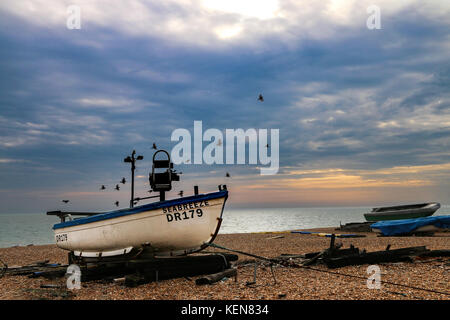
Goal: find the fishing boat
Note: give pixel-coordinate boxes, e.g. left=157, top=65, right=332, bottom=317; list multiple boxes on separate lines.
left=363, top=202, right=440, bottom=222
left=47, top=149, right=229, bottom=259
left=371, top=215, right=450, bottom=236
left=50, top=190, right=227, bottom=258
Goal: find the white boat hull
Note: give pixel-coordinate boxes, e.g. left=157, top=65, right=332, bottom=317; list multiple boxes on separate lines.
left=52, top=191, right=227, bottom=257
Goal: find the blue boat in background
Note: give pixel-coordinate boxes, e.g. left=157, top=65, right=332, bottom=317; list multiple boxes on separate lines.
left=371, top=215, right=450, bottom=236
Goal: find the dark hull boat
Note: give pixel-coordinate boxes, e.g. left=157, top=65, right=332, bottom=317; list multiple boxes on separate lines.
left=364, top=203, right=440, bottom=222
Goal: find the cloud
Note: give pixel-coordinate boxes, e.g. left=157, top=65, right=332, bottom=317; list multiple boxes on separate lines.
left=1, top=0, right=449, bottom=50
left=0, top=1, right=450, bottom=211
left=0, top=108, right=113, bottom=147
left=76, top=97, right=158, bottom=112
left=0, top=158, right=30, bottom=164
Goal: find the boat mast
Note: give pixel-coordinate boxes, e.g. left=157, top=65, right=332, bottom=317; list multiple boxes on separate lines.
left=124, top=150, right=144, bottom=208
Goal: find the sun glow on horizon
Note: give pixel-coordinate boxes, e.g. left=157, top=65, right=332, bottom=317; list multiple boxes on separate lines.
left=218, top=162, right=450, bottom=206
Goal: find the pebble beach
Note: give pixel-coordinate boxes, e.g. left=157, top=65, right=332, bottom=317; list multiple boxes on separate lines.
left=0, top=228, right=449, bottom=300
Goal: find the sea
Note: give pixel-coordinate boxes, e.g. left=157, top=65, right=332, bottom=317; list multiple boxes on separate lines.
left=0, top=205, right=449, bottom=248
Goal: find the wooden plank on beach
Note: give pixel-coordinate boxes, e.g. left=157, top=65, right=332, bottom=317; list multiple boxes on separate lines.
left=266, top=235, right=285, bottom=240
left=417, top=250, right=450, bottom=258
left=6, top=263, right=68, bottom=276
left=291, top=231, right=366, bottom=238
left=82, top=254, right=237, bottom=283
left=325, top=246, right=429, bottom=268
left=303, top=245, right=360, bottom=260
left=326, top=253, right=413, bottom=268
left=124, top=255, right=230, bottom=287
left=195, top=268, right=237, bottom=285
left=6, top=252, right=239, bottom=285
left=24, top=253, right=238, bottom=285
left=303, top=250, right=326, bottom=266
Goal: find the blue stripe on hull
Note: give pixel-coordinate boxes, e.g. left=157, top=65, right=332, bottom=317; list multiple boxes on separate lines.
left=53, top=190, right=228, bottom=230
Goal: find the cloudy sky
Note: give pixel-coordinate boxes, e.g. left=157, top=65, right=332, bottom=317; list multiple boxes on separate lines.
left=0, top=0, right=449, bottom=213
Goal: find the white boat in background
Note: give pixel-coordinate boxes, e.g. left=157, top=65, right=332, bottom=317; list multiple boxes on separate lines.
left=51, top=190, right=228, bottom=258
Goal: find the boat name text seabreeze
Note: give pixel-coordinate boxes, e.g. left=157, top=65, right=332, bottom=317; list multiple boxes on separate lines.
left=56, top=233, right=68, bottom=242
left=163, top=200, right=209, bottom=214
left=164, top=200, right=210, bottom=222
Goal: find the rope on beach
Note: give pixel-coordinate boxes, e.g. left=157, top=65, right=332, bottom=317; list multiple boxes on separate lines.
left=205, top=243, right=450, bottom=297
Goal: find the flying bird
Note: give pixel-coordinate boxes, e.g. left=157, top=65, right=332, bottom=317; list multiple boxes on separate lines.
left=100, top=185, right=106, bottom=190
left=257, top=94, right=264, bottom=102
left=115, top=184, right=120, bottom=191
left=178, top=190, right=184, bottom=197
left=120, top=177, right=126, bottom=184
left=114, top=201, right=119, bottom=207
left=62, top=200, right=69, bottom=204
left=152, top=143, right=157, bottom=150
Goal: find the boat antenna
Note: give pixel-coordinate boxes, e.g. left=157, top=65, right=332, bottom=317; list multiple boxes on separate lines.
left=124, top=150, right=144, bottom=208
